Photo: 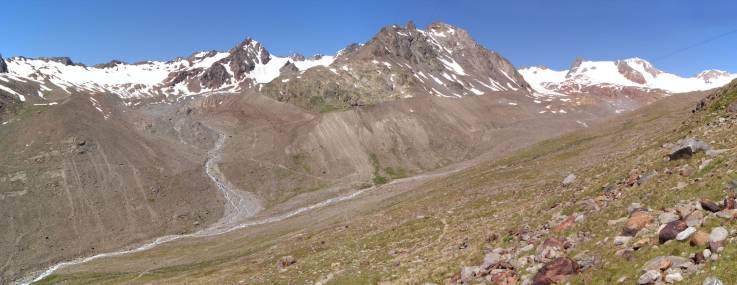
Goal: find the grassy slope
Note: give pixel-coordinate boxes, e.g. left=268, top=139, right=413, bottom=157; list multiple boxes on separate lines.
left=37, top=84, right=737, bottom=284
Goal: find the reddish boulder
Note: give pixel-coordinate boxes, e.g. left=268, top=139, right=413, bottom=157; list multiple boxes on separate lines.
left=552, top=215, right=576, bottom=233
left=532, top=257, right=580, bottom=285
left=622, top=210, right=653, bottom=236
left=490, top=270, right=519, bottom=285
left=690, top=230, right=709, bottom=247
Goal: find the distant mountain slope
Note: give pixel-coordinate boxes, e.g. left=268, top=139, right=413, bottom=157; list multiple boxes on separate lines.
left=520, top=58, right=736, bottom=96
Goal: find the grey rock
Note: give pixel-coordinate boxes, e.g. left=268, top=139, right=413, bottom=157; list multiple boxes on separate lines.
left=685, top=210, right=704, bottom=227
left=703, top=276, right=724, bottom=285
left=709, top=227, right=728, bottom=243
left=482, top=252, right=502, bottom=268
left=460, top=266, right=481, bottom=282
left=705, top=149, right=728, bottom=157
left=638, top=270, right=661, bottom=284
left=669, top=138, right=712, bottom=160
left=628, top=202, right=644, bottom=214
left=644, top=256, right=689, bottom=271
left=703, top=249, right=711, bottom=258
left=664, top=271, right=683, bottom=283
left=573, top=253, right=596, bottom=271
left=562, top=173, right=576, bottom=186
left=613, top=235, right=632, bottom=246
left=676, top=227, right=697, bottom=241
left=659, top=212, right=680, bottom=224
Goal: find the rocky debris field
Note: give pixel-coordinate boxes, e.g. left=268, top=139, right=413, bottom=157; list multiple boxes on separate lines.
left=446, top=85, right=737, bottom=284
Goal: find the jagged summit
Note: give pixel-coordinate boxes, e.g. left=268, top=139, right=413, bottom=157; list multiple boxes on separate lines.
left=261, top=21, right=532, bottom=110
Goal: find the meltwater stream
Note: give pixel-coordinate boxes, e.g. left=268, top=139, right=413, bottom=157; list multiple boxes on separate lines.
left=21, top=131, right=463, bottom=284
left=21, top=132, right=264, bottom=284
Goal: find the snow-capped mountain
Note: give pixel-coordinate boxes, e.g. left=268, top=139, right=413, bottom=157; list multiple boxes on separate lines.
left=0, top=40, right=335, bottom=100
left=261, top=21, right=532, bottom=110
left=520, top=58, right=737, bottom=96
left=0, top=21, right=531, bottom=110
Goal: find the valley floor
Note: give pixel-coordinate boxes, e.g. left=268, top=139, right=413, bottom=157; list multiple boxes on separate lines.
left=33, top=85, right=737, bottom=284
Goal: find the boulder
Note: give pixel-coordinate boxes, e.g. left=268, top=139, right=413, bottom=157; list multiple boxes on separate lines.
left=532, top=257, right=579, bottom=285
left=536, top=238, right=565, bottom=263
left=693, top=252, right=706, bottom=264
left=715, top=209, right=737, bottom=220
left=277, top=255, right=296, bottom=270
left=643, top=256, right=689, bottom=271
left=690, top=230, right=709, bottom=247
left=613, top=236, right=632, bottom=246
left=668, top=138, right=712, bottom=160
left=664, top=271, right=683, bottom=283
left=659, top=212, right=680, bottom=224
left=659, top=220, right=688, bottom=244
left=709, top=227, right=728, bottom=243
left=676, top=227, right=697, bottom=241
left=700, top=199, right=721, bottom=212
left=685, top=210, right=704, bottom=227
left=460, top=266, right=481, bottom=282
left=638, top=270, right=661, bottom=284
left=562, top=174, right=576, bottom=186
left=489, top=270, right=519, bottom=285
left=623, top=210, right=653, bottom=236
left=551, top=215, right=576, bottom=232
left=573, top=252, right=595, bottom=271
left=703, top=277, right=724, bottom=285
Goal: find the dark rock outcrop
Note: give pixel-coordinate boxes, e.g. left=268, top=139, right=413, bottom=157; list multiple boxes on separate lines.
left=200, top=63, right=230, bottom=89
left=0, top=53, right=7, bottom=73
left=226, top=38, right=270, bottom=81
left=94, top=60, right=126, bottom=69
left=38, top=56, right=75, bottom=66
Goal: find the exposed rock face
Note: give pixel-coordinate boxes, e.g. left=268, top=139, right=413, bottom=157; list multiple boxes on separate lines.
left=279, top=61, right=300, bottom=75
left=698, top=70, right=730, bottom=83
left=616, top=60, right=647, bottom=84
left=93, top=60, right=126, bottom=68
left=37, top=56, right=75, bottom=65
left=200, top=63, right=230, bottom=89
left=0, top=53, right=7, bottom=73
left=261, top=21, right=532, bottom=111
left=227, top=38, right=270, bottom=81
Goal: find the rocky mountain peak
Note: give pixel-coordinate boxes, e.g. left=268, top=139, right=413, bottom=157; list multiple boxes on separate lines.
left=227, top=37, right=272, bottom=80
left=0, top=53, right=7, bottom=73
left=697, top=69, right=730, bottom=83
left=37, top=56, right=76, bottom=66
left=93, top=59, right=126, bottom=69
left=288, top=53, right=305, bottom=61
left=569, top=57, right=585, bottom=71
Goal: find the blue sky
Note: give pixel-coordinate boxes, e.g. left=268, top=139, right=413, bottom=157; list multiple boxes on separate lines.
left=2, top=0, right=736, bottom=76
